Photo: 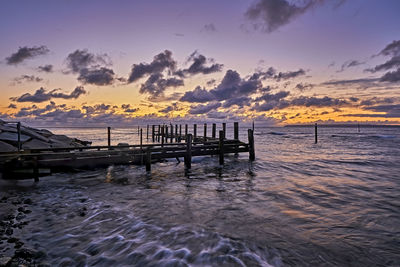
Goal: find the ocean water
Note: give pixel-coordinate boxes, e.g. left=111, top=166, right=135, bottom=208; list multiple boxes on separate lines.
left=1, top=125, right=400, bottom=266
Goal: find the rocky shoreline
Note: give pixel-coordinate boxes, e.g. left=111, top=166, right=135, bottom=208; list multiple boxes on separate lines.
left=0, top=191, right=47, bottom=267
left=0, top=119, right=91, bottom=152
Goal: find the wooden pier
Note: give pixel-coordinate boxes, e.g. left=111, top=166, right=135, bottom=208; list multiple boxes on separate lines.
left=0, top=122, right=255, bottom=181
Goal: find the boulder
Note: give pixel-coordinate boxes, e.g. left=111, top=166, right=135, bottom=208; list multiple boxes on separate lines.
left=0, top=141, right=17, bottom=152
left=22, top=139, right=52, bottom=149
left=0, top=124, right=17, bottom=133
left=0, top=132, right=31, bottom=143
left=20, top=126, right=50, bottom=143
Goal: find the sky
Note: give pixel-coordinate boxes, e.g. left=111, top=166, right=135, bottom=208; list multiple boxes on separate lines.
left=1, top=0, right=400, bottom=126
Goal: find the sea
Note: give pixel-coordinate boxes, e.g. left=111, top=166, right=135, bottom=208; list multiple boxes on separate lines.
left=1, top=125, right=399, bottom=266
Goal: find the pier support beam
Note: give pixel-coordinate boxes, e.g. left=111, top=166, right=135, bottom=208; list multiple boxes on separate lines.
left=185, top=134, right=193, bottom=169
left=152, top=125, right=155, bottom=142
left=193, top=124, right=197, bottom=139
left=248, top=129, right=255, bottom=161
left=234, top=122, right=239, bottom=155
left=204, top=123, right=207, bottom=142
left=315, top=123, right=318, bottom=144
left=17, top=122, right=21, bottom=152
left=222, top=123, right=226, bottom=139
left=212, top=123, right=216, bottom=139
left=107, top=127, right=111, bottom=148
left=185, top=124, right=188, bottom=138
left=219, top=130, right=224, bottom=165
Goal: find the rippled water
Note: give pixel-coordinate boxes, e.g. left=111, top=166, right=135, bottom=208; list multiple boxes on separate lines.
left=1, top=125, right=400, bottom=266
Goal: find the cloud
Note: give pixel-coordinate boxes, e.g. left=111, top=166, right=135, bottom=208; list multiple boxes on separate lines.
left=367, top=40, right=400, bottom=82
left=290, top=96, right=348, bottom=107
left=189, top=102, right=221, bottom=114
left=378, top=40, right=400, bottom=57
left=5, top=45, right=49, bottom=65
left=274, top=69, right=306, bottom=81
left=337, top=60, right=365, bottom=72
left=175, top=51, right=223, bottom=77
left=37, top=64, right=53, bottom=73
left=65, top=49, right=115, bottom=85
left=180, top=86, right=215, bottom=103
left=128, top=50, right=177, bottom=83
left=245, top=0, right=344, bottom=33
left=10, top=86, right=86, bottom=103
left=7, top=104, right=17, bottom=109
left=159, top=102, right=183, bottom=114
left=139, top=73, right=184, bottom=97
left=12, top=75, right=43, bottom=84
left=77, top=67, right=115, bottom=85
left=202, top=23, right=217, bottom=32
left=181, top=70, right=263, bottom=103
left=295, top=82, right=314, bottom=92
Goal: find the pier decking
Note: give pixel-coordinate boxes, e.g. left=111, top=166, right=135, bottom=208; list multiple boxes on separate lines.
left=0, top=122, right=255, bottom=181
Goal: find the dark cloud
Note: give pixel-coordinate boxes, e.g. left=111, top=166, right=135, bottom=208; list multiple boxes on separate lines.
left=159, top=102, right=182, bottom=114
left=120, top=104, right=139, bottom=113
left=66, top=49, right=110, bottom=73
left=380, top=68, right=400, bottom=82
left=222, top=96, right=252, bottom=108
left=250, top=67, right=306, bottom=81
left=295, top=83, right=314, bottom=92
left=245, top=0, right=343, bottom=33
left=12, top=75, right=43, bottom=84
left=290, top=96, right=348, bottom=107
left=7, top=104, right=17, bottom=109
left=322, top=78, right=379, bottom=86
left=77, top=67, right=115, bottom=85
left=189, top=102, right=221, bottom=114
left=175, top=51, right=223, bottom=78
left=379, top=40, right=400, bottom=57
left=180, top=86, right=215, bottom=103
left=274, top=69, right=306, bottom=81
left=139, top=73, right=183, bottom=97
left=65, top=49, right=115, bottom=85
left=337, top=60, right=365, bottom=72
left=37, top=64, right=53, bottom=73
left=128, top=50, right=177, bottom=83
left=10, top=86, right=86, bottom=103
left=6, top=46, right=49, bottom=65
left=367, top=40, right=400, bottom=82
left=202, top=23, right=217, bottom=32
left=148, top=92, right=183, bottom=102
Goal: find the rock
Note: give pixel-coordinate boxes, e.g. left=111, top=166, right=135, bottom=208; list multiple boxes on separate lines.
left=7, top=237, right=18, bottom=243
left=0, top=141, right=17, bottom=152
left=22, top=139, right=51, bottom=149
left=0, top=132, right=30, bottom=143
left=35, top=129, right=53, bottom=138
left=20, top=127, right=50, bottom=143
left=0, top=256, right=12, bottom=267
left=0, top=124, right=17, bottom=133
left=23, top=199, right=32, bottom=205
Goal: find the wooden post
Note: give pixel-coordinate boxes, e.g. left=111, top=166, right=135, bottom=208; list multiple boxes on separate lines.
left=193, top=124, right=197, bottom=139
left=161, top=126, right=164, bottom=147
left=252, top=120, right=255, bottom=132
left=315, top=123, right=318, bottom=144
left=17, top=122, right=21, bottom=151
left=140, top=128, right=143, bottom=164
left=152, top=125, right=155, bottom=142
left=248, top=129, right=255, bottom=161
left=170, top=125, right=174, bottom=143
left=157, top=125, right=161, bottom=142
left=358, top=123, right=360, bottom=133
left=222, top=123, right=226, bottom=139
left=175, top=124, right=178, bottom=142
left=107, top=126, right=111, bottom=148
left=146, top=125, right=149, bottom=140
left=234, top=122, right=239, bottom=140
left=212, top=123, right=216, bottom=139
left=185, top=124, right=188, bottom=137
left=179, top=125, right=182, bottom=141
left=137, top=125, right=140, bottom=135
left=234, top=122, right=239, bottom=155
left=219, top=130, right=224, bottom=165
left=185, top=134, right=192, bottom=169
left=146, top=147, right=151, bottom=172
left=203, top=123, right=207, bottom=141
left=166, top=125, right=169, bottom=143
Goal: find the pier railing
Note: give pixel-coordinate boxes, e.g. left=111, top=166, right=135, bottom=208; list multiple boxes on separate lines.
left=0, top=122, right=255, bottom=181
